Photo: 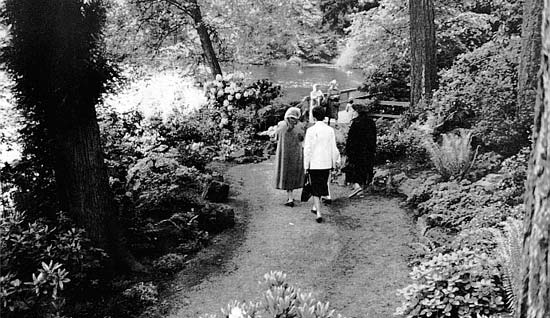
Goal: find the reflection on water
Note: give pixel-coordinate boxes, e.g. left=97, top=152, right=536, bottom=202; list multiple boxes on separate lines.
left=225, top=64, right=364, bottom=102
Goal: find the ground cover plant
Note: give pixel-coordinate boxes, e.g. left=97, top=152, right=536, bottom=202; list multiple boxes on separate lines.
left=396, top=146, right=530, bottom=317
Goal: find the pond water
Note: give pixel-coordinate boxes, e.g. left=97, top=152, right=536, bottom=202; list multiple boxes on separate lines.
left=225, top=63, right=364, bottom=102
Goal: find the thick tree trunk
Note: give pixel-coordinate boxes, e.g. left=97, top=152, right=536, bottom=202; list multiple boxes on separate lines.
left=517, top=0, right=543, bottom=116
left=517, top=1, right=550, bottom=316
left=52, top=117, right=115, bottom=248
left=50, top=109, right=143, bottom=272
left=190, top=2, right=222, bottom=78
left=409, top=0, right=437, bottom=109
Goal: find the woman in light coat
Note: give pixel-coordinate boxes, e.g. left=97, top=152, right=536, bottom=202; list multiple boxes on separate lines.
left=274, top=107, right=306, bottom=206
left=303, top=106, right=341, bottom=222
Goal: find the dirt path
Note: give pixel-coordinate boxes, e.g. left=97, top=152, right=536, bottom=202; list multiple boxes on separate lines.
left=165, top=161, right=416, bottom=318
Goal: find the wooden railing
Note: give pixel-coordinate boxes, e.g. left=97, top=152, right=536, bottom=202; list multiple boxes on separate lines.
left=322, top=88, right=409, bottom=120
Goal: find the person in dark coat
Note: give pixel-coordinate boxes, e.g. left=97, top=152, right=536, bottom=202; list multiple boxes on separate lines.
left=344, top=103, right=376, bottom=198
left=274, top=107, right=306, bottom=206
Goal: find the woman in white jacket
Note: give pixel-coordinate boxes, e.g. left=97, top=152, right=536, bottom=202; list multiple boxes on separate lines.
left=303, top=106, right=341, bottom=223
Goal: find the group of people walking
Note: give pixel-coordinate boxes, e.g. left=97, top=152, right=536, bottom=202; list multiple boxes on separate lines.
left=273, top=82, right=377, bottom=223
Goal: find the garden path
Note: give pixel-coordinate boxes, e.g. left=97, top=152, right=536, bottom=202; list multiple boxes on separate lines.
left=165, top=160, right=416, bottom=318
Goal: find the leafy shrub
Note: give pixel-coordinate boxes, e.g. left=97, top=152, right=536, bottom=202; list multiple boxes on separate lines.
left=425, top=129, right=479, bottom=181
left=152, top=253, right=187, bottom=274
left=204, top=271, right=347, bottom=318
left=416, top=176, right=523, bottom=232
left=375, top=118, right=429, bottom=163
left=430, top=39, right=530, bottom=155
left=396, top=248, right=507, bottom=318
left=359, top=61, right=410, bottom=101
left=122, top=282, right=158, bottom=307
left=0, top=212, right=106, bottom=318
left=125, top=147, right=209, bottom=219
left=467, top=151, right=503, bottom=181
left=436, top=11, right=494, bottom=70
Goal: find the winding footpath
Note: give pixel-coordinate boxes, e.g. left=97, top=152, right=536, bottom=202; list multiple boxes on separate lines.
left=165, top=161, right=417, bottom=318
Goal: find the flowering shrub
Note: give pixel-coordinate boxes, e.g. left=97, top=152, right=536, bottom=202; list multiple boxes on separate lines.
left=396, top=248, right=507, bottom=318
left=204, top=271, right=347, bottom=318
left=204, top=75, right=281, bottom=130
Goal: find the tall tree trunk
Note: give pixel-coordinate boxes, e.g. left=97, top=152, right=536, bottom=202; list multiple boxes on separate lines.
left=50, top=109, right=143, bottom=271
left=517, top=0, right=543, bottom=117
left=517, top=1, right=550, bottom=316
left=190, top=1, right=223, bottom=78
left=53, top=118, right=113, bottom=247
left=3, top=0, right=142, bottom=271
left=409, top=0, right=437, bottom=109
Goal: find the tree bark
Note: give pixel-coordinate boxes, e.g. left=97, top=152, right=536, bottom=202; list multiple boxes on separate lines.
left=409, top=0, right=437, bottom=109
left=50, top=110, right=143, bottom=272
left=2, top=0, right=143, bottom=272
left=517, top=0, right=543, bottom=117
left=517, top=1, right=550, bottom=316
left=189, top=1, right=223, bottom=78
left=51, top=110, right=116, bottom=249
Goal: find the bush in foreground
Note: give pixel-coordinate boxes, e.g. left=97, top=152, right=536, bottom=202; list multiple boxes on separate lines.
left=201, top=271, right=347, bottom=318
left=396, top=248, right=507, bottom=318
left=0, top=212, right=107, bottom=318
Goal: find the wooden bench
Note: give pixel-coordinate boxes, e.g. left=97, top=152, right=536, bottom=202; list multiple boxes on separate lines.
left=318, top=88, right=409, bottom=120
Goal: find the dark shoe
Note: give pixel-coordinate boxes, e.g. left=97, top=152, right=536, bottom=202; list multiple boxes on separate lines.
left=322, top=197, right=332, bottom=205
left=284, top=201, right=295, bottom=207
left=316, top=216, right=323, bottom=223
left=311, top=209, right=317, bottom=214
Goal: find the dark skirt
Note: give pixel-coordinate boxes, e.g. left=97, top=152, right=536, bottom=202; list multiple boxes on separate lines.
left=309, top=169, right=330, bottom=197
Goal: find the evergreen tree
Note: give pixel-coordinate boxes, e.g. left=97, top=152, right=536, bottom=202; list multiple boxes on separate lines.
left=1, top=0, right=141, bottom=270
left=517, top=0, right=550, bottom=316
left=409, top=0, right=437, bottom=108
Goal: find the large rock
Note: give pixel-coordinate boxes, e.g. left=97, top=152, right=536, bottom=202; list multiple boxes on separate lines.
left=203, top=180, right=230, bottom=202
left=197, top=203, right=235, bottom=234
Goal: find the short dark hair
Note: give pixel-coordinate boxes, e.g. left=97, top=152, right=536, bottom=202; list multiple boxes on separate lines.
left=312, top=106, right=325, bottom=121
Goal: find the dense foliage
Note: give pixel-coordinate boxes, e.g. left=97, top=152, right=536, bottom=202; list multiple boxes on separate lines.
left=396, top=147, right=529, bottom=317
left=106, top=0, right=346, bottom=67
left=396, top=249, right=506, bottom=318
left=0, top=212, right=107, bottom=318
left=430, top=39, right=530, bottom=155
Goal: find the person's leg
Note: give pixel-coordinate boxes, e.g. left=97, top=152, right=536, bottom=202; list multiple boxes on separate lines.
left=349, top=182, right=363, bottom=198
left=284, top=190, right=294, bottom=206
left=323, top=180, right=332, bottom=202
left=313, top=196, right=322, bottom=221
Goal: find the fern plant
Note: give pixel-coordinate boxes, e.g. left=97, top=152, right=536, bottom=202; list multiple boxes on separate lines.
left=488, top=218, right=524, bottom=315
left=425, top=129, right=479, bottom=180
